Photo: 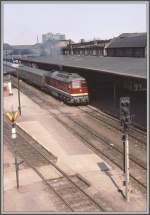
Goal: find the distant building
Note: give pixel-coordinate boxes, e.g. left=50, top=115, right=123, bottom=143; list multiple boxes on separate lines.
left=3, top=43, right=13, bottom=56
left=3, top=43, right=43, bottom=61
left=41, top=32, right=70, bottom=56
left=12, top=45, right=34, bottom=55
left=42, top=39, right=70, bottom=56
left=105, top=32, right=147, bottom=57
left=3, top=39, right=70, bottom=61
left=63, top=39, right=110, bottom=56
left=42, top=32, right=66, bottom=43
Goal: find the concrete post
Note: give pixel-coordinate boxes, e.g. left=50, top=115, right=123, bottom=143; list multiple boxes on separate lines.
left=8, top=81, right=13, bottom=96
left=125, top=133, right=129, bottom=201
left=12, top=124, right=19, bottom=189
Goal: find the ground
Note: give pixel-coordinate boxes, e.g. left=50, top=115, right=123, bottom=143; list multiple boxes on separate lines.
left=3, top=88, right=147, bottom=212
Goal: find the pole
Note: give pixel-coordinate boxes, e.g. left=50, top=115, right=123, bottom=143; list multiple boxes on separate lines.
left=120, top=97, right=130, bottom=201
left=17, top=69, right=21, bottom=115
left=122, top=134, right=126, bottom=174
left=125, top=133, right=129, bottom=201
left=12, top=122, right=20, bottom=189
left=14, top=148, right=19, bottom=189
left=122, top=124, right=129, bottom=201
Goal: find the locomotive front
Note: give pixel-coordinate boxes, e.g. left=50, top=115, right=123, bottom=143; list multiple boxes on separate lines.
left=69, top=77, right=89, bottom=105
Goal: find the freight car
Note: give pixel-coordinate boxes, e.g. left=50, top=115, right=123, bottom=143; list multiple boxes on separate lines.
left=13, top=65, right=89, bottom=105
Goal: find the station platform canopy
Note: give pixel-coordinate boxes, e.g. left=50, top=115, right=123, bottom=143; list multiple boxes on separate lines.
left=20, top=55, right=147, bottom=79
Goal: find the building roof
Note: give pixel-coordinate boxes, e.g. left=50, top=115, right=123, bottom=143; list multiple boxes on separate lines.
left=12, top=45, right=34, bottom=50
left=20, top=55, right=147, bottom=79
left=71, top=39, right=110, bottom=47
left=46, top=71, right=85, bottom=82
left=106, top=33, right=147, bottom=48
left=64, top=39, right=110, bottom=50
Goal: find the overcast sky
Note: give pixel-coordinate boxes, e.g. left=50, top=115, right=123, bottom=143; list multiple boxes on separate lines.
left=3, top=2, right=147, bottom=45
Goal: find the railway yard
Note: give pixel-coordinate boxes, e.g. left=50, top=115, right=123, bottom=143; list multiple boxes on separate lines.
left=2, top=1, right=148, bottom=213
left=3, top=75, right=147, bottom=212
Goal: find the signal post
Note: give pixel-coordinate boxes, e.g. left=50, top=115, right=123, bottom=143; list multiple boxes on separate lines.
left=120, top=97, right=131, bottom=202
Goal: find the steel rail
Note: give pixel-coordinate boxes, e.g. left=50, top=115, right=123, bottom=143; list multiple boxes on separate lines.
left=10, top=76, right=147, bottom=191
left=78, top=106, right=147, bottom=145
left=4, top=119, right=105, bottom=212
left=48, top=110, right=146, bottom=191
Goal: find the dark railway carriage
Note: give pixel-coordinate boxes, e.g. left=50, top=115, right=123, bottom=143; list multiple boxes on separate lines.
left=16, top=66, right=47, bottom=88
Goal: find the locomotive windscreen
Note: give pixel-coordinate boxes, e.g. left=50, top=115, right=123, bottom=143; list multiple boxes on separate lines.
left=72, top=81, right=81, bottom=88
left=81, top=82, right=87, bottom=88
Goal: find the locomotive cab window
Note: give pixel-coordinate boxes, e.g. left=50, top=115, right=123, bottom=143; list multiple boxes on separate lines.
left=72, top=81, right=81, bottom=88
left=81, top=82, right=87, bottom=87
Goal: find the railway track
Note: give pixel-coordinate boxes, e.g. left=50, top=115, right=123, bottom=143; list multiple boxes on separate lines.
left=10, top=76, right=147, bottom=192
left=60, top=112, right=146, bottom=170
left=4, top=119, right=105, bottom=212
left=46, top=110, right=146, bottom=191
left=75, top=106, right=147, bottom=168
left=10, top=75, right=147, bottom=145
left=78, top=106, right=147, bottom=145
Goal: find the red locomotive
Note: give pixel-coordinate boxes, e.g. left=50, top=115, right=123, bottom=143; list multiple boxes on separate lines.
left=45, top=71, right=89, bottom=104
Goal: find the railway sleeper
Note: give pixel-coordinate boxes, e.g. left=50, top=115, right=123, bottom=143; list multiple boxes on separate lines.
left=70, top=199, right=99, bottom=211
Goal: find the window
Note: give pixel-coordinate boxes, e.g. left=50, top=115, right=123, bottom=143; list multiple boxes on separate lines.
left=72, top=81, right=81, bottom=88
left=81, top=82, right=87, bottom=87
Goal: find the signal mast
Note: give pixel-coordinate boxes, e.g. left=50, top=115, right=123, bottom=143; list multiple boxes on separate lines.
left=120, top=97, right=131, bottom=201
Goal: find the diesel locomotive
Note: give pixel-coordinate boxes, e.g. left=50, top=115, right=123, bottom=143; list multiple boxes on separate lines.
left=13, top=65, right=89, bottom=105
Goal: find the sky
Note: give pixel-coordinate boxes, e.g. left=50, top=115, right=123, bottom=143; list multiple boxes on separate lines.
left=3, top=2, right=147, bottom=45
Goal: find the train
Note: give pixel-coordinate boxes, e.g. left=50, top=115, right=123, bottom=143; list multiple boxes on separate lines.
left=12, top=65, right=89, bottom=105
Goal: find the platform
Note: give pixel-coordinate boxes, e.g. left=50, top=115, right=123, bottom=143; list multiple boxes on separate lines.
left=3, top=88, right=147, bottom=212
